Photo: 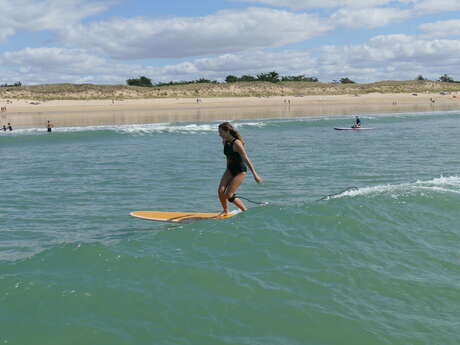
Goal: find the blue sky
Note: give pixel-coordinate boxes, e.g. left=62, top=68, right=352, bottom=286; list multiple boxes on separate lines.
left=1, top=0, right=460, bottom=85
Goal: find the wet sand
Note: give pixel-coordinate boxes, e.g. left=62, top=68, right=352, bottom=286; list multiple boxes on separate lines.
left=1, top=93, right=459, bottom=128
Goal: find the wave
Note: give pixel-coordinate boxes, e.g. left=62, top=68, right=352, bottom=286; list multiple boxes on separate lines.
left=3, top=109, right=459, bottom=138
left=2, top=176, right=458, bottom=263
left=328, top=176, right=460, bottom=200
left=1, top=120, right=269, bottom=137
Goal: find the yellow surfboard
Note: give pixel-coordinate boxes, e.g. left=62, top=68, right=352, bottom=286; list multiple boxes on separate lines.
left=130, top=210, right=240, bottom=223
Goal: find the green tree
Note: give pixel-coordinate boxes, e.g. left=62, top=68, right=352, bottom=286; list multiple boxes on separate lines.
left=239, top=75, right=257, bottom=82
left=340, top=77, right=355, bottom=84
left=439, top=74, right=454, bottom=83
left=127, top=76, right=153, bottom=87
left=195, top=78, right=214, bottom=83
left=225, top=75, right=238, bottom=83
left=416, top=75, right=426, bottom=81
left=257, top=71, right=280, bottom=83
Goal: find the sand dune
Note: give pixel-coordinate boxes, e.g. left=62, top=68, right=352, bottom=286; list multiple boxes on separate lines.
left=1, top=82, right=459, bottom=128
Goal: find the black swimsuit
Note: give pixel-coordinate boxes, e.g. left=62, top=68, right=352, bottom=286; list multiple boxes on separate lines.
left=224, top=138, right=247, bottom=176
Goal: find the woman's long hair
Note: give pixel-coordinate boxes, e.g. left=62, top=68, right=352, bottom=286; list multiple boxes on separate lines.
left=218, top=122, right=244, bottom=145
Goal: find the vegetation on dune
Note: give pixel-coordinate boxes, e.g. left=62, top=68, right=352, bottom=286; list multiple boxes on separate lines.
left=339, top=77, right=356, bottom=84
left=438, top=74, right=458, bottom=83
left=126, top=76, right=153, bottom=87
left=0, top=82, right=22, bottom=87
left=1, top=74, right=460, bottom=101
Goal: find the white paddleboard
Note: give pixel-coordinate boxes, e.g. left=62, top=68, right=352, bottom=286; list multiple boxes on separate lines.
left=334, top=127, right=374, bottom=130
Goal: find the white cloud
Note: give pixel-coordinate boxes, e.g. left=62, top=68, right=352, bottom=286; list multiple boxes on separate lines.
left=1, top=48, right=107, bottom=73
left=315, top=35, right=460, bottom=81
left=419, top=19, right=460, bottom=38
left=415, top=0, right=460, bottom=13
left=234, top=1, right=459, bottom=30
left=235, top=0, right=395, bottom=9
left=330, top=7, right=412, bottom=28
left=237, top=0, right=460, bottom=18
left=58, top=8, right=333, bottom=59
left=0, top=46, right=316, bottom=84
left=165, top=34, right=460, bottom=82
left=237, top=0, right=460, bottom=11
left=192, top=50, right=317, bottom=77
left=0, top=0, right=112, bottom=41
left=0, top=47, right=127, bottom=84
left=135, top=35, right=460, bottom=82
left=3, top=34, right=460, bottom=85
left=3, top=0, right=460, bottom=87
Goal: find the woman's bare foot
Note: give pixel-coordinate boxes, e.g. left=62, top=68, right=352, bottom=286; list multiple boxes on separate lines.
left=217, top=211, right=229, bottom=218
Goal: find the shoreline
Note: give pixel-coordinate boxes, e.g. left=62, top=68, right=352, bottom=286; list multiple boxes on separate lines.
left=1, top=93, right=459, bottom=128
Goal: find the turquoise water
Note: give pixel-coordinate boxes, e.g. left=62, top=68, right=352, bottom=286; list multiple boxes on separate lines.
left=1, top=112, right=460, bottom=344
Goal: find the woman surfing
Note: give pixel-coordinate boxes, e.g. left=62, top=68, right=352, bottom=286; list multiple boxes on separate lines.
left=217, top=122, right=262, bottom=216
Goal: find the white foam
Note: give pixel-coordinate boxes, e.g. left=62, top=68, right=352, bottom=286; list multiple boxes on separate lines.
left=115, top=123, right=216, bottom=134
left=416, top=175, right=460, bottom=187
left=114, top=121, right=267, bottom=134
left=8, top=121, right=268, bottom=136
left=332, top=176, right=460, bottom=199
left=418, top=186, right=460, bottom=194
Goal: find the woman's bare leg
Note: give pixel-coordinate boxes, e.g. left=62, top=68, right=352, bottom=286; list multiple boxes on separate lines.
left=225, top=172, right=247, bottom=211
left=218, top=170, right=233, bottom=214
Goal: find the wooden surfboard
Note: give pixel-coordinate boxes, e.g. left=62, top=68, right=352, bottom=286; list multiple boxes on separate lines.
left=130, top=210, right=240, bottom=223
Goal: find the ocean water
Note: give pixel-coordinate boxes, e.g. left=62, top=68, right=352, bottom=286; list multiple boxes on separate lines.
left=1, top=111, right=460, bottom=345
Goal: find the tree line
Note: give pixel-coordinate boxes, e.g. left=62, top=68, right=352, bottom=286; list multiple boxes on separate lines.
left=126, top=76, right=217, bottom=87
left=5, top=74, right=458, bottom=89
left=225, top=72, right=318, bottom=83
left=417, top=74, right=460, bottom=83
left=1, top=82, right=22, bottom=87
left=126, top=72, right=322, bottom=87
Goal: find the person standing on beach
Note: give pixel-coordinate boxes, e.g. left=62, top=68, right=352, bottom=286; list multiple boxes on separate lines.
left=47, top=120, right=54, bottom=133
left=218, top=122, right=262, bottom=215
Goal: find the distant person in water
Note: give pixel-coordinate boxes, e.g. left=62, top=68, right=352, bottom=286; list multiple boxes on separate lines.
left=2, top=125, right=6, bottom=131
left=352, top=116, right=361, bottom=128
left=7, top=123, right=12, bottom=131
left=47, top=120, right=54, bottom=133
left=218, top=122, right=262, bottom=216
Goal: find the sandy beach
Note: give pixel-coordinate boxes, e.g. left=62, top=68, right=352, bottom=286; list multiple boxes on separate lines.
left=1, top=92, right=459, bottom=128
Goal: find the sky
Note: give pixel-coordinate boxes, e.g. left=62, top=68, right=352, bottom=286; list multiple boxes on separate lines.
left=1, top=0, right=460, bottom=85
